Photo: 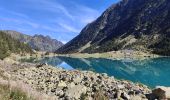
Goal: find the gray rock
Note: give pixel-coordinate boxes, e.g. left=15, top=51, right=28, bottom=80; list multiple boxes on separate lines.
left=67, top=82, right=75, bottom=88
left=117, top=84, right=125, bottom=89
left=55, top=89, right=64, bottom=96
left=151, top=86, right=170, bottom=99
left=121, top=92, right=130, bottom=100
left=58, top=81, right=67, bottom=88
left=65, top=85, right=87, bottom=99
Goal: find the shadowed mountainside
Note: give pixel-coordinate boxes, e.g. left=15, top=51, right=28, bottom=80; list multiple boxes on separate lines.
left=56, top=0, right=170, bottom=55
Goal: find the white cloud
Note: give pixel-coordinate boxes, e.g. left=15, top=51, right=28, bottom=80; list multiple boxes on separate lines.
left=42, top=25, right=69, bottom=33
left=42, top=26, right=59, bottom=32
left=61, top=40, right=67, bottom=44
left=72, top=2, right=100, bottom=24
left=24, top=0, right=74, bottom=20
left=0, top=7, right=29, bottom=19
left=0, top=0, right=102, bottom=42
left=75, top=4, right=99, bottom=14
left=1, top=18, right=40, bottom=29
left=58, top=23, right=80, bottom=33
left=41, top=1, right=74, bottom=20
left=9, top=11, right=29, bottom=19
left=23, top=0, right=99, bottom=24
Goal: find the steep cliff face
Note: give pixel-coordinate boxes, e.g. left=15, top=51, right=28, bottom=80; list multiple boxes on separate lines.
left=3, top=30, right=63, bottom=52
left=56, top=0, right=170, bottom=55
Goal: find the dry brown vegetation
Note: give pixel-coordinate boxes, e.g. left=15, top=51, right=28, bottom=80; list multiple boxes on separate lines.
left=93, top=91, right=108, bottom=100
left=0, top=83, right=33, bottom=100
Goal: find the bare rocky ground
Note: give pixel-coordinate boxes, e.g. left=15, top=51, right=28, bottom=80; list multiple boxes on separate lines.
left=0, top=59, right=169, bottom=100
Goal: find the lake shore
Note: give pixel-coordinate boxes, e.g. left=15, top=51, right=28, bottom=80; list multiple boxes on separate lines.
left=0, top=53, right=169, bottom=100
left=0, top=57, right=154, bottom=100
left=1, top=54, right=170, bottom=99
left=11, top=50, right=161, bottom=61
left=56, top=50, right=160, bottom=61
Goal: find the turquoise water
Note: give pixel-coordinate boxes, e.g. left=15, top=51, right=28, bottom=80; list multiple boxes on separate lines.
left=33, top=57, right=170, bottom=88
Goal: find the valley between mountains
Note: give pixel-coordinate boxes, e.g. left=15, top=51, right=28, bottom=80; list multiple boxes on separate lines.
left=0, top=0, right=170, bottom=100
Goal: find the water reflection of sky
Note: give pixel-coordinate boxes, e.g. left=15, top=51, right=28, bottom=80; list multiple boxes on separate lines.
left=59, top=62, right=74, bottom=70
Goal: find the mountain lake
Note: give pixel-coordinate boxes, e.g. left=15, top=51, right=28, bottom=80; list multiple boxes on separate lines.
left=22, top=56, right=170, bottom=88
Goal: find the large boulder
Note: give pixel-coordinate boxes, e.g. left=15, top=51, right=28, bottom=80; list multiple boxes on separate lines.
left=151, top=86, right=170, bottom=99
left=65, top=85, right=87, bottom=99
left=58, top=81, right=67, bottom=88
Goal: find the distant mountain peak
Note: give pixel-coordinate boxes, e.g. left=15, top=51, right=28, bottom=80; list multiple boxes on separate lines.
left=3, top=30, right=63, bottom=52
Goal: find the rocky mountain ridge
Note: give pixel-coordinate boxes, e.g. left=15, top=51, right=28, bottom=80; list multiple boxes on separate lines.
left=56, top=0, right=170, bottom=55
left=3, top=30, right=63, bottom=52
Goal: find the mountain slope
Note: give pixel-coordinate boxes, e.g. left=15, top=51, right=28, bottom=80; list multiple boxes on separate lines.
left=3, top=30, right=63, bottom=52
left=56, top=0, right=170, bottom=55
left=0, top=31, right=32, bottom=59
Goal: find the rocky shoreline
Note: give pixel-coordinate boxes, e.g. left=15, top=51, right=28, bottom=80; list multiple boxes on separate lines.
left=10, top=62, right=152, bottom=100
left=0, top=59, right=169, bottom=100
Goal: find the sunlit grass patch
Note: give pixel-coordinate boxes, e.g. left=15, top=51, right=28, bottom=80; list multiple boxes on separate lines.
left=0, top=83, right=34, bottom=100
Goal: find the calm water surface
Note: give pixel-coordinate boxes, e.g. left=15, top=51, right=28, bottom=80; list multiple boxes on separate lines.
left=27, top=56, right=170, bottom=88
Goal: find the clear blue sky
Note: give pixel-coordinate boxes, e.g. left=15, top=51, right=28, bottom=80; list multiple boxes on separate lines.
left=0, top=0, right=120, bottom=43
